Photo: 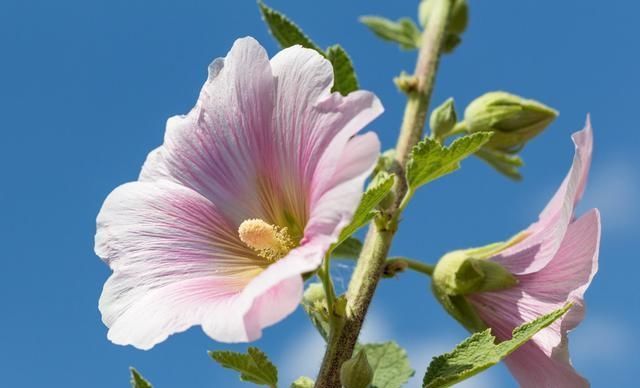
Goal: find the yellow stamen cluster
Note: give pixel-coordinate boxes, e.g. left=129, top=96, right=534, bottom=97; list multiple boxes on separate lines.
left=238, top=218, right=294, bottom=262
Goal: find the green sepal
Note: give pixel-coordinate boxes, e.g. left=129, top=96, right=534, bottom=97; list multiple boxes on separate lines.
left=430, top=98, right=457, bottom=140
left=341, top=350, right=374, bottom=388
left=301, top=283, right=330, bottom=340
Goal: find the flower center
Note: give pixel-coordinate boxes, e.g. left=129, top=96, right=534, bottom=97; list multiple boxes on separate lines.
left=238, top=218, right=295, bottom=262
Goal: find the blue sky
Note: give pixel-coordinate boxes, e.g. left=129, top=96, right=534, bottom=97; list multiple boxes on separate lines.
left=1, top=0, right=638, bottom=386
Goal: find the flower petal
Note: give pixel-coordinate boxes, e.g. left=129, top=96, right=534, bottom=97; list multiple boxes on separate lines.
left=504, top=341, right=589, bottom=388
left=304, top=132, right=381, bottom=241
left=96, top=180, right=265, bottom=348
left=139, top=37, right=276, bottom=225
left=493, top=122, right=594, bottom=274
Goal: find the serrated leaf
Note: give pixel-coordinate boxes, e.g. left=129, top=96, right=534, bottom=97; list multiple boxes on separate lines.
left=337, top=172, right=395, bottom=244
left=130, top=368, right=152, bottom=388
left=290, top=376, right=314, bottom=388
left=355, top=341, right=415, bottom=388
left=360, top=16, right=422, bottom=50
left=326, top=44, right=359, bottom=95
left=423, top=304, right=571, bottom=388
left=258, top=2, right=321, bottom=52
left=406, top=132, right=492, bottom=190
left=475, top=147, right=524, bottom=181
left=210, top=347, right=278, bottom=387
left=332, top=237, right=363, bottom=259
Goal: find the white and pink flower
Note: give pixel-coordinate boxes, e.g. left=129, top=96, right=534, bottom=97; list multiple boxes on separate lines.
left=469, top=122, right=599, bottom=387
left=95, top=37, right=383, bottom=350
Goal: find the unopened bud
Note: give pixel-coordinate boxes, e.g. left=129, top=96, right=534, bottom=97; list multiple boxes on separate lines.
left=464, top=91, right=558, bottom=152
left=340, top=350, right=374, bottom=388
left=430, top=98, right=457, bottom=139
left=419, top=0, right=469, bottom=34
left=433, top=249, right=518, bottom=296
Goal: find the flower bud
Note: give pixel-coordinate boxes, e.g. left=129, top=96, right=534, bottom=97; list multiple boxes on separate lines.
left=430, top=97, right=457, bottom=139
left=431, top=247, right=518, bottom=332
left=302, top=284, right=330, bottom=340
left=419, top=0, right=469, bottom=35
left=464, top=91, right=558, bottom=152
left=340, top=350, right=374, bottom=388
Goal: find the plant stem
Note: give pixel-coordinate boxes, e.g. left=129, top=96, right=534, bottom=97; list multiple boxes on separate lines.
left=385, top=256, right=435, bottom=277
left=314, top=1, right=453, bottom=386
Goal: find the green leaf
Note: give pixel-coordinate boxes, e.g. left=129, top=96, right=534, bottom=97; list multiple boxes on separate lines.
left=326, top=44, right=359, bottom=95
left=422, top=304, right=571, bottom=388
left=130, top=368, right=152, bottom=388
left=355, top=341, right=415, bottom=388
left=337, top=172, right=395, bottom=244
left=258, top=2, right=359, bottom=96
left=332, top=237, right=363, bottom=259
left=406, top=132, right=492, bottom=190
left=290, top=376, right=314, bottom=388
left=210, top=347, right=278, bottom=387
left=360, top=16, right=422, bottom=50
left=258, top=1, right=321, bottom=52
left=475, top=147, right=524, bottom=181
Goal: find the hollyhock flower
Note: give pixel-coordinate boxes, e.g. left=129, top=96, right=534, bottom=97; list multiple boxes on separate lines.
left=95, top=37, right=383, bottom=350
left=433, top=120, right=599, bottom=387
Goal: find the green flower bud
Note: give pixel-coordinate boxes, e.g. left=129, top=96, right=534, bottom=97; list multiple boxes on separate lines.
left=431, top=246, right=519, bottom=332
left=433, top=250, right=518, bottom=296
left=464, top=91, right=558, bottom=152
left=419, top=0, right=469, bottom=35
left=302, top=283, right=330, bottom=340
left=340, top=350, right=374, bottom=388
left=430, top=97, right=457, bottom=139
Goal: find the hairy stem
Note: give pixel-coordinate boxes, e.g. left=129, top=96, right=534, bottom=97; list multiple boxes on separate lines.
left=385, top=256, right=435, bottom=277
left=314, top=1, right=453, bottom=386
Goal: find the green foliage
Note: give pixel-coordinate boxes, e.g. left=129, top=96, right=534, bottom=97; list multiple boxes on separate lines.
left=258, top=1, right=320, bottom=52
left=360, top=16, right=422, bottom=50
left=356, top=342, right=415, bottom=388
left=475, top=147, right=524, bottom=180
left=326, top=45, right=360, bottom=94
left=332, top=236, right=363, bottom=259
left=290, top=376, right=314, bottom=388
left=422, top=304, right=571, bottom=387
left=258, top=2, right=359, bottom=95
left=406, top=133, right=492, bottom=190
left=338, top=172, right=395, bottom=244
left=130, top=368, right=152, bottom=388
left=209, top=347, right=278, bottom=387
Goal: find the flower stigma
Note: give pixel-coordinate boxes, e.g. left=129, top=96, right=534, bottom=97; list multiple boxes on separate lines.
left=238, top=218, right=295, bottom=262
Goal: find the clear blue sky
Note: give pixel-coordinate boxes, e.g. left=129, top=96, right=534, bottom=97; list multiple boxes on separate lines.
left=1, top=0, right=638, bottom=386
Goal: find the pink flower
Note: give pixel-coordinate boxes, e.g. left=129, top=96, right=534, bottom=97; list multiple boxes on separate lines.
left=95, top=37, right=383, bottom=349
left=466, top=120, right=600, bottom=387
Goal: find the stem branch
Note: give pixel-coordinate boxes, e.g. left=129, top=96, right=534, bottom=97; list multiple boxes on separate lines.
left=314, top=1, right=453, bottom=386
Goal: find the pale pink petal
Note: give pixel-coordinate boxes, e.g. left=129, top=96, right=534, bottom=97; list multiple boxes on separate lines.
left=505, top=341, right=589, bottom=388
left=304, top=132, right=381, bottom=241
left=269, top=45, right=383, bottom=224
left=96, top=180, right=266, bottom=348
left=139, top=37, right=275, bottom=225
left=493, top=123, right=594, bottom=274
left=469, top=210, right=600, bottom=387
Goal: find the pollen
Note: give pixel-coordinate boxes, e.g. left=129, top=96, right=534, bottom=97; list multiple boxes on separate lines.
left=238, top=218, right=295, bottom=262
